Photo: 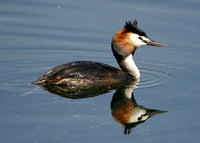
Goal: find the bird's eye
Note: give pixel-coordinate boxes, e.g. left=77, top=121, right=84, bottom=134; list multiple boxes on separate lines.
left=139, top=37, right=143, bottom=40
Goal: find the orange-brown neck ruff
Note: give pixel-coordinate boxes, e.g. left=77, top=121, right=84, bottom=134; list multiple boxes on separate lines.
left=112, top=28, right=136, bottom=57
left=111, top=28, right=140, bottom=78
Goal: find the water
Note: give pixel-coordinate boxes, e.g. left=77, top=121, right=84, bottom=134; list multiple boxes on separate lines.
left=0, top=0, right=200, bottom=142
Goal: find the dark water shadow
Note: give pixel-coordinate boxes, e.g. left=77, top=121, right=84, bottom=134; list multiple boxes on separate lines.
left=36, top=80, right=134, bottom=99
left=35, top=80, right=167, bottom=134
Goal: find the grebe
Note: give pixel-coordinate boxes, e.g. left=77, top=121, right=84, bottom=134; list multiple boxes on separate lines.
left=32, top=20, right=167, bottom=86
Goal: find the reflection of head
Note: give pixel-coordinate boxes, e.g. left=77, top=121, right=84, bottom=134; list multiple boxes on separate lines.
left=35, top=77, right=166, bottom=135
left=111, top=86, right=167, bottom=135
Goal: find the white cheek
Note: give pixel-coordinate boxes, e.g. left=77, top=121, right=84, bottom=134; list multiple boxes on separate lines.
left=130, top=34, right=147, bottom=48
left=130, top=108, right=147, bottom=122
left=142, top=36, right=150, bottom=41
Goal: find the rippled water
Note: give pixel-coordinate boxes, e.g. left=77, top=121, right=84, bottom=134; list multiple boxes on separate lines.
left=1, top=0, right=200, bottom=143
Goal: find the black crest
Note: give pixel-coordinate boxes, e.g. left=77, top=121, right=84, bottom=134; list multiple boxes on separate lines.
left=124, top=20, right=147, bottom=37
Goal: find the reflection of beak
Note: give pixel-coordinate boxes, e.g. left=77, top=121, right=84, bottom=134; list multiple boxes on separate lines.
left=144, top=40, right=168, bottom=47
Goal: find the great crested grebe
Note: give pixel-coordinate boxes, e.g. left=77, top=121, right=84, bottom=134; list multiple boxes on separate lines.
left=32, top=20, right=167, bottom=86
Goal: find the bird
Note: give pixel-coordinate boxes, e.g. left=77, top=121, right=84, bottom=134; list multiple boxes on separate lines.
left=32, top=20, right=167, bottom=87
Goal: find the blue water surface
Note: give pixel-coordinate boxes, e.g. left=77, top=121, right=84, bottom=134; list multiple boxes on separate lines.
left=0, top=0, right=200, bottom=143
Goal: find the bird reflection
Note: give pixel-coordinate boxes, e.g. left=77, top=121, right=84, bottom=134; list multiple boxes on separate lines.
left=110, top=84, right=167, bottom=134
left=34, top=80, right=167, bottom=134
left=36, top=80, right=133, bottom=99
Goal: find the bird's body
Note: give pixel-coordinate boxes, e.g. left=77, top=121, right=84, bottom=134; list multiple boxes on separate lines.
left=33, top=61, right=132, bottom=86
left=33, top=20, right=167, bottom=86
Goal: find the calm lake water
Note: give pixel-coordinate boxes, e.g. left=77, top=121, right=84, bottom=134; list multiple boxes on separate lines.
left=0, top=0, right=200, bottom=142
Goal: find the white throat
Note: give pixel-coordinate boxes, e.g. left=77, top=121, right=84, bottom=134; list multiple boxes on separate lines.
left=122, top=54, right=140, bottom=78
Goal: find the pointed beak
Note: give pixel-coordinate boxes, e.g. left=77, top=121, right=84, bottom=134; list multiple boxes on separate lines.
left=144, top=40, right=168, bottom=47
